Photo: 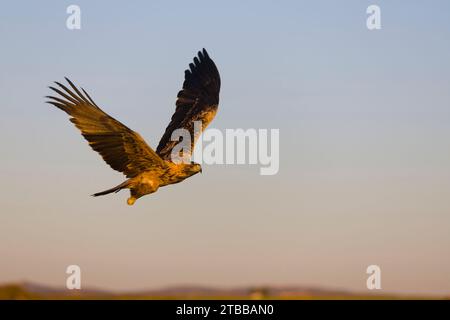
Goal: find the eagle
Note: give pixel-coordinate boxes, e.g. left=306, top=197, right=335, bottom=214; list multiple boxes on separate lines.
left=46, top=49, right=221, bottom=205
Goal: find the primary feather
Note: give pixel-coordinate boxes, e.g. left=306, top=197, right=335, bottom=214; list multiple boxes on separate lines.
left=46, top=77, right=167, bottom=179
left=156, top=48, right=221, bottom=160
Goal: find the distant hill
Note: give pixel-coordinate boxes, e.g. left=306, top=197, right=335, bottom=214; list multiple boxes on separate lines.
left=0, top=282, right=114, bottom=300
left=129, top=285, right=353, bottom=298
left=0, top=282, right=444, bottom=300
left=0, top=284, right=40, bottom=300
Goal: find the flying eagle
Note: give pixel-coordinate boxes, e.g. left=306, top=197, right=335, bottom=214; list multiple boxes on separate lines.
left=46, top=49, right=220, bottom=205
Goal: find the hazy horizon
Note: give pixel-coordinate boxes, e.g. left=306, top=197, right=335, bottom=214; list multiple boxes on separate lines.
left=1, top=1, right=450, bottom=296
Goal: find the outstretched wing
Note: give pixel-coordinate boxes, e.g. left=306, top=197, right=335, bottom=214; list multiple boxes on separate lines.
left=156, top=48, right=221, bottom=161
left=46, top=78, right=167, bottom=178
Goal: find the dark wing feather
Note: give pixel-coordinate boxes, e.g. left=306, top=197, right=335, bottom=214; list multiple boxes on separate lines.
left=46, top=78, right=167, bottom=178
left=156, top=48, right=221, bottom=161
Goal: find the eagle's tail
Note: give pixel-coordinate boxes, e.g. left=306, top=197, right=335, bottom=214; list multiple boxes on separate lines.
left=92, top=180, right=130, bottom=197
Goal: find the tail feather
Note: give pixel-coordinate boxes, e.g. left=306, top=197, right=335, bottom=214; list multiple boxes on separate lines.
left=92, top=180, right=130, bottom=197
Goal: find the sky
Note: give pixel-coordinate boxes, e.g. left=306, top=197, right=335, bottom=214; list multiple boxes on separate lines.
left=1, top=1, right=450, bottom=295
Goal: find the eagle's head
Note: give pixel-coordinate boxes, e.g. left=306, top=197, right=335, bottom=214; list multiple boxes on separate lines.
left=186, top=161, right=202, bottom=176
left=169, top=161, right=202, bottom=182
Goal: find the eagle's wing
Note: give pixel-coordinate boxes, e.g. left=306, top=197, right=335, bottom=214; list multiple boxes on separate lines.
left=46, top=78, right=167, bottom=178
left=156, top=48, right=221, bottom=161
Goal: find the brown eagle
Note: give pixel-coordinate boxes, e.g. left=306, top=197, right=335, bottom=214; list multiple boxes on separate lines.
left=46, top=49, right=220, bottom=205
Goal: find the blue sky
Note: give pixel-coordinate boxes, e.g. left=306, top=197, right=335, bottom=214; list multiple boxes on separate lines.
left=1, top=1, right=450, bottom=295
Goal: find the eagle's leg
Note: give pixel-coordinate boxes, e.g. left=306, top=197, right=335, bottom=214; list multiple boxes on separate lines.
left=127, top=175, right=160, bottom=205
left=127, top=193, right=137, bottom=206
left=127, top=188, right=143, bottom=206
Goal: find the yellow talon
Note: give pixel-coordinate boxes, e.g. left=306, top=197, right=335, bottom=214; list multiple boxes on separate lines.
left=127, top=197, right=136, bottom=205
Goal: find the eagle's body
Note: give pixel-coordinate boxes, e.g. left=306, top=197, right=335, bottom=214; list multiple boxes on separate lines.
left=46, top=49, right=220, bottom=205
left=95, top=162, right=201, bottom=205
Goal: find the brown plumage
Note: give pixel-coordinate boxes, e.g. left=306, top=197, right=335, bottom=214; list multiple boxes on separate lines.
left=46, top=49, right=220, bottom=205
left=157, top=49, right=220, bottom=160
